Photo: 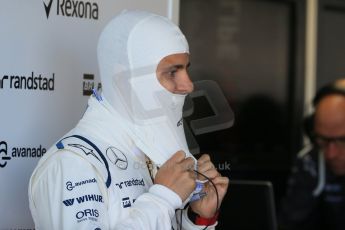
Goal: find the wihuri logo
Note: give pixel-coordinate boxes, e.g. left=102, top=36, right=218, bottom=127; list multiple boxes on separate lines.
left=63, top=194, right=103, bottom=206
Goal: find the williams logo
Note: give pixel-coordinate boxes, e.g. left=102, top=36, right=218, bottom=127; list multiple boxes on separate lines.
left=83, top=74, right=101, bottom=96
left=0, top=72, right=54, bottom=91
left=0, top=141, right=46, bottom=168
left=43, top=0, right=99, bottom=20
left=122, top=197, right=131, bottom=208
left=122, top=197, right=137, bottom=208
left=0, top=141, right=11, bottom=168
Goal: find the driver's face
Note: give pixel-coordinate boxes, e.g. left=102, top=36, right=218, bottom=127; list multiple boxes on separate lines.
left=156, top=53, right=193, bottom=95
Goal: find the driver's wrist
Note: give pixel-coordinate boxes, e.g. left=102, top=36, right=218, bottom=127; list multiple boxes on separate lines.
left=187, top=207, right=219, bottom=226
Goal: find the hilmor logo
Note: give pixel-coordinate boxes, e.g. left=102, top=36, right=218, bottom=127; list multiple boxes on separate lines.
left=83, top=74, right=101, bottom=96
left=0, top=141, right=11, bottom=168
left=43, top=0, right=99, bottom=20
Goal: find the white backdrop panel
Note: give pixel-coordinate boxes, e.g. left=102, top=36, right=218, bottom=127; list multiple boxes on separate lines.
left=0, top=0, right=178, bottom=228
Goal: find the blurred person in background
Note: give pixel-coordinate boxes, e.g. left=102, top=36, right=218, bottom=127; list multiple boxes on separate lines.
left=279, top=79, right=345, bottom=230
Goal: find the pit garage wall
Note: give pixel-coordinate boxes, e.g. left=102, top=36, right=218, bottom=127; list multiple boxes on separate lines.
left=0, top=0, right=178, bottom=228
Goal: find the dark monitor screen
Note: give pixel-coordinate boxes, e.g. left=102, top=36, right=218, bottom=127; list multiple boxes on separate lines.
left=217, top=180, right=277, bottom=230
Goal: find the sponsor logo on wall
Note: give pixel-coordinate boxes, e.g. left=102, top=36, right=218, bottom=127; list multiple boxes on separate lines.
left=0, top=72, right=55, bottom=91
left=0, top=141, right=11, bottom=168
left=83, top=74, right=101, bottom=96
left=0, top=140, right=46, bottom=168
left=43, top=0, right=99, bottom=20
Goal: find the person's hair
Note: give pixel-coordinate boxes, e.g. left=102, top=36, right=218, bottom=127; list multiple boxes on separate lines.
left=312, top=80, right=345, bottom=106
left=304, top=79, right=345, bottom=142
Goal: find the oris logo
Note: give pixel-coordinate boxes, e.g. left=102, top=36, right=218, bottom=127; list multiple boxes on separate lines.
left=0, top=141, right=11, bottom=168
left=43, top=0, right=99, bottom=20
left=75, top=209, right=99, bottom=220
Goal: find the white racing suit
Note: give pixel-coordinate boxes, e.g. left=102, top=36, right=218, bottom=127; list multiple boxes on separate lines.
left=29, top=10, right=218, bottom=229
left=28, top=96, right=217, bottom=230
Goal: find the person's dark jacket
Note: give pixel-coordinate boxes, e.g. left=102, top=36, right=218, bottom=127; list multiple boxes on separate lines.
left=279, top=145, right=345, bottom=230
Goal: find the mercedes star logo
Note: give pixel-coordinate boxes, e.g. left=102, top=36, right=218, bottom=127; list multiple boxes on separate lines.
left=106, top=147, right=128, bottom=170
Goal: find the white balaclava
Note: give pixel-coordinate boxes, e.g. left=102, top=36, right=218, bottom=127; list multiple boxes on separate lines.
left=97, top=10, right=192, bottom=166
